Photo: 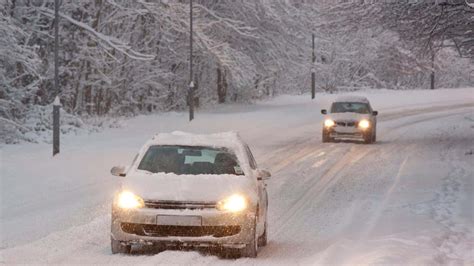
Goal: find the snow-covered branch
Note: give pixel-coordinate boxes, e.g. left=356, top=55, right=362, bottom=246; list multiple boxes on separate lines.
left=39, top=7, right=155, bottom=61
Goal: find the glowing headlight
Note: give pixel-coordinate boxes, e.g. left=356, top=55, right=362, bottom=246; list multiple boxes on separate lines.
left=324, top=119, right=335, bottom=128
left=217, top=194, right=247, bottom=212
left=116, top=191, right=144, bottom=209
left=358, top=119, right=370, bottom=129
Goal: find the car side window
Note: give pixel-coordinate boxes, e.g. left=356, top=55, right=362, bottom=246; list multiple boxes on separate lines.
left=245, top=145, right=258, bottom=170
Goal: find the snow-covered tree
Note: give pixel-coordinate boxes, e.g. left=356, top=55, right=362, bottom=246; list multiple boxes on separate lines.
left=1, top=0, right=472, bottom=143
left=318, top=0, right=474, bottom=90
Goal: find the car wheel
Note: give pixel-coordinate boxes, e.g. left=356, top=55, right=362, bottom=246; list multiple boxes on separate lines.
left=220, top=248, right=239, bottom=259
left=363, top=131, right=373, bottom=144
left=111, top=237, right=131, bottom=254
left=372, top=129, right=377, bottom=143
left=258, top=220, right=268, bottom=247
left=153, top=242, right=167, bottom=253
left=322, top=130, right=332, bottom=143
left=240, top=218, right=258, bottom=258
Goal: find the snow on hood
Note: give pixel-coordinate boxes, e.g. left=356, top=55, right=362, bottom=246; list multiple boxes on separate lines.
left=122, top=171, right=258, bottom=203
left=327, top=112, right=371, bottom=121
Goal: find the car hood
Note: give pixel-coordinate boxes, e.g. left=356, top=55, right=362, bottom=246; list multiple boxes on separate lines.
left=122, top=171, right=257, bottom=203
left=327, top=112, right=371, bottom=121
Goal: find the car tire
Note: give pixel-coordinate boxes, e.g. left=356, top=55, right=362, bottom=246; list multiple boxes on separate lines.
left=240, top=218, right=258, bottom=258
left=322, top=130, right=332, bottom=143
left=372, top=129, right=377, bottom=143
left=220, top=248, right=239, bottom=259
left=111, top=237, right=131, bottom=254
left=258, top=220, right=268, bottom=247
left=363, top=131, right=373, bottom=144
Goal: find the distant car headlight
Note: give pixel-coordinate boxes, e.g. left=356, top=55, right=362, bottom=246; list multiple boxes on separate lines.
left=116, top=191, right=144, bottom=209
left=324, top=119, right=335, bottom=128
left=217, top=194, right=247, bottom=212
left=358, top=119, right=370, bottom=129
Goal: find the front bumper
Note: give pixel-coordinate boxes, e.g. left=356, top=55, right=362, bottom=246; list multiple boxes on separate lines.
left=330, top=131, right=364, bottom=140
left=111, top=206, right=255, bottom=248
left=325, top=127, right=368, bottom=140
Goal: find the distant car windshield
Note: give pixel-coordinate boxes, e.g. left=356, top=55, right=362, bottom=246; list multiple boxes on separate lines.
left=137, top=145, right=244, bottom=176
left=331, top=102, right=370, bottom=114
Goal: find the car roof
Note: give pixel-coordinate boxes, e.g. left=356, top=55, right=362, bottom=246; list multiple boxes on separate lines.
left=333, top=96, right=370, bottom=104
left=148, top=131, right=245, bottom=150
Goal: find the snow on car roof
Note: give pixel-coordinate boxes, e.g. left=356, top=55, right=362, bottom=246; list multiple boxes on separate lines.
left=149, top=131, right=245, bottom=150
left=334, top=96, right=370, bottom=104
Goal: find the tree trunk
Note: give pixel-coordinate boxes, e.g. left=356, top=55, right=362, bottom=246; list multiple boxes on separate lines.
left=217, top=67, right=226, bottom=103
left=96, top=88, right=103, bottom=116
left=223, top=70, right=228, bottom=100
left=10, top=0, right=16, bottom=17
left=430, top=71, right=435, bottom=90
left=430, top=50, right=435, bottom=90
left=85, top=86, right=92, bottom=115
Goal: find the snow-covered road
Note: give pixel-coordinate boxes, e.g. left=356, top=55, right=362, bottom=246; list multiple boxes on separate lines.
left=1, top=88, right=473, bottom=265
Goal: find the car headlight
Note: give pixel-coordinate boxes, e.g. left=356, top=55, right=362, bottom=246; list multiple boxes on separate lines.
left=116, top=191, right=144, bottom=209
left=217, top=194, right=247, bottom=212
left=358, top=119, right=370, bottom=129
left=324, top=119, right=335, bottom=128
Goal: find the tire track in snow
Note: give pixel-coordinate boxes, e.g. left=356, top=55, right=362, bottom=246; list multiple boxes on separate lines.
left=378, top=103, right=474, bottom=123
left=271, top=145, right=373, bottom=238
left=354, top=155, right=410, bottom=244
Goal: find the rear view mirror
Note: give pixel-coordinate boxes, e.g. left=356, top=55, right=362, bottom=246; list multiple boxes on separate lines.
left=321, top=109, right=327, bottom=115
left=111, top=166, right=127, bottom=177
left=372, top=111, right=378, bottom=116
left=256, top=169, right=271, bottom=181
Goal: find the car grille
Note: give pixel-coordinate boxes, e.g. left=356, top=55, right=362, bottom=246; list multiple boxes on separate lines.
left=336, top=121, right=356, bottom=127
left=144, top=200, right=217, bottom=210
left=121, top=223, right=241, bottom=238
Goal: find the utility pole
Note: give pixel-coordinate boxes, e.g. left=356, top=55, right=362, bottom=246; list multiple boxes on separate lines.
left=53, top=0, right=60, bottom=156
left=188, top=0, right=195, bottom=121
left=311, top=33, right=316, bottom=100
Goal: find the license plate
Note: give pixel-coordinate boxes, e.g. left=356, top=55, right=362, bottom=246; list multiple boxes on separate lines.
left=336, top=127, right=357, bottom=133
left=157, top=215, right=202, bottom=226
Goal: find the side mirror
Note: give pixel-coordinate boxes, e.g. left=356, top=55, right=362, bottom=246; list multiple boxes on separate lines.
left=372, top=111, right=378, bottom=116
left=111, top=166, right=127, bottom=177
left=256, top=169, right=271, bottom=181
left=321, top=109, right=327, bottom=115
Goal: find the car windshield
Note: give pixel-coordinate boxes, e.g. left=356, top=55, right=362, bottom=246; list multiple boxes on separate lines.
left=137, top=145, right=244, bottom=176
left=331, top=102, right=370, bottom=114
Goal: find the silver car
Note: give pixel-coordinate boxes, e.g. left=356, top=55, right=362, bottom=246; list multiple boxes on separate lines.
left=321, top=96, right=378, bottom=144
left=110, top=132, right=270, bottom=257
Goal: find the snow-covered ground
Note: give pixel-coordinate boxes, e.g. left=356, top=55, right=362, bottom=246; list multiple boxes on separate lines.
left=1, top=88, right=473, bottom=265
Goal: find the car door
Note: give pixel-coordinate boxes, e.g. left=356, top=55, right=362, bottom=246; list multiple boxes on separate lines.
left=245, top=145, right=268, bottom=233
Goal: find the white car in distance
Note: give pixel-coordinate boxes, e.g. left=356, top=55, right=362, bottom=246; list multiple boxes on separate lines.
left=110, top=132, right=270, bottom=258
left=321, top=96, right=378, bottom=144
